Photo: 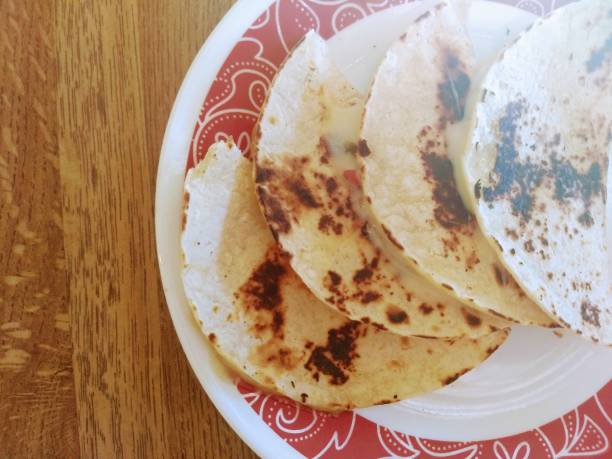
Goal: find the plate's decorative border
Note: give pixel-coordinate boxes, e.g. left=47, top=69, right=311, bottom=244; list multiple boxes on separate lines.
left=238, top=380, right=611, bottom=458
left=187, top=0, right=611, bottom=457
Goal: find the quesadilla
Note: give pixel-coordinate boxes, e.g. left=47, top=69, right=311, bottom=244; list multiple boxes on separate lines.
left=181, top=141, right=508, bottom=410
left=463, top=0, right=611, bottom=343
left=254, top=31, right=508, bottom=338
left=359, top=1, right=555, bottom=327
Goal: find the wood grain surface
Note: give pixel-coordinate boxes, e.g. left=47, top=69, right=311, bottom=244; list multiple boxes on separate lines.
left=1, top=0, right=257, bottom=457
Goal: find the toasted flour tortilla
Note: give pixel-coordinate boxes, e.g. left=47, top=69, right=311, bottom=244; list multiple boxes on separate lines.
left=254, top=31, right=508, bottom=338
left=181, top=141, right=508, bottom=410
left=463, top=0, right=611, bottom=343
left=359, top=1, right=554, bottom=327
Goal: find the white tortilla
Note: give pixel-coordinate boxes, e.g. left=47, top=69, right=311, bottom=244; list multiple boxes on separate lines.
left=463, top=0, right=611, bottom=343
left=181, top=141, right=508, bottom=410
left=254, top=31, right=508, bottom=339
left=359, top=1, right=555, bottom=327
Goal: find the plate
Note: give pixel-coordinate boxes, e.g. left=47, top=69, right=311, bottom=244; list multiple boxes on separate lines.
left=156, top=1, right=612, bottom=457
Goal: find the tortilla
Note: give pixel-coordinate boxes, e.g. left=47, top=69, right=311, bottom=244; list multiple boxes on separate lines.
left=181, top=141, right=508, bottom=410
left=462, top=0, right=611, bottom=343
left=254, top=31, right=508, bottom=339
left=359, top=1, right=554, bottom=326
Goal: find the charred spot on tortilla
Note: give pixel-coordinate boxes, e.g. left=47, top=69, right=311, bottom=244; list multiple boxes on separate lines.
left=482, top=102, right=546, bottom=221
left=357, top=139, right=371, bottom=157
left=419, top=304, right=434, bottom=315
left=468, top=250, right=483, bottom=270
left=360, top=291, right=382, bottom=304
left=208, top=333, right=217, bottom=344
left=257, top=186, right=291, bottom=236
left=438, top=49, right=471, bottom=124
left=325, top=177, right=338, bottom=194
left=288, top=178, right=320, bottom=208
left=372, top=322, right=388, bottom=331
left=586, top=34, right=612, bottom=73
left=486, top=345, right=499, bottom=356
left=253, top=342, right=298, bottom=371
left=581, top=301, right=601, bottom=327
left=304, top=322, right=360, bottom=385
left=487, top=308, right=512, bottom=321
left=421, top=152, right=474, bottom=233
left=181, top=211, right=188, bottom=233
left=327, top=271, right=342, bottom=287
left=505, top=229, right=519, bottom=240
left=386, top=306, right=409, bottom=324
left=381, top=225, right=404, bottom=250
left=344, top=142, right=358, bottom=155
left=181, top=190, right=191, bottom=231
left=319, top=137, right=332, bottom=164
left=462, top=308, right=482, bottom=328
left=255, top=167, right=275, bottom=183
left=551, top=156, right=603, bottom=207
left=237, top=247, right=289, bottom=337
left=318, top=214, right=343, bottom=235
left=375, top=399, right=393, bottom=406
left=353, top=266, right=374, bottom=284
left=493, top=264, right=510, bottom=286
left=442, top=368, right=470, bottom=386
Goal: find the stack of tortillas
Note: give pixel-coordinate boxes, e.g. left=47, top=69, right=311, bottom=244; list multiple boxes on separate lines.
left=181, top=0, right=610, bottom=410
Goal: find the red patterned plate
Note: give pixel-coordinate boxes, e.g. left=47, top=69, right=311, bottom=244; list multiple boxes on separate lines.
left=155, top=1, right=612, bottom=457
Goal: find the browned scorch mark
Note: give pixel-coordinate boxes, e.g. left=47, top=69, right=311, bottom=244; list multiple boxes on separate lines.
left=357, top=139, right=371, bottom=157
left=256, top=187, right=291, bottom=238
left=304, top=322, right=362, bottom=385
left=465, top=251, right=480, bottom=270
left=386, top=306, right=409, bottom=324
left=237, top=246, right=289, bottom=338
left=288, top=179, right=320, bottom=208
left=181, top=190, right=190, bottom=231
left=353, top=266, right=373, bottom=284
left=418, top=125, right=475, bottom=240
left=581, top=301, right=601, bottom=327
left=442, top=368, right=470, bottom=386
left=461, top=308, right=482, bottom=328
left=360, top=291, right=381, bottom=304
left=493, top=264, right=509, bottom=286
left=318, top=214, right=343, bottom=235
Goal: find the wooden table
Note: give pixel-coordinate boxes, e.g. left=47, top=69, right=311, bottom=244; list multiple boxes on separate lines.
left=0, top=0, right=257, bottom=457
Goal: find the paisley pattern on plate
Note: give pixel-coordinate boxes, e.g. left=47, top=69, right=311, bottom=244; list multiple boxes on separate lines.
left=239, top=380, right=611, bottom=458
left=186, top=0, right=610, bottom=457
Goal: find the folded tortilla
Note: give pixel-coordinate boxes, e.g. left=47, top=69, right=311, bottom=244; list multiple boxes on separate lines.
left=359, top=1, right=555, bottom=327
left=254, top=31, right=508, bottom=338
left=181, top=141, right=508, bottom=410
left=462, top=0, right=611, bottom=343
